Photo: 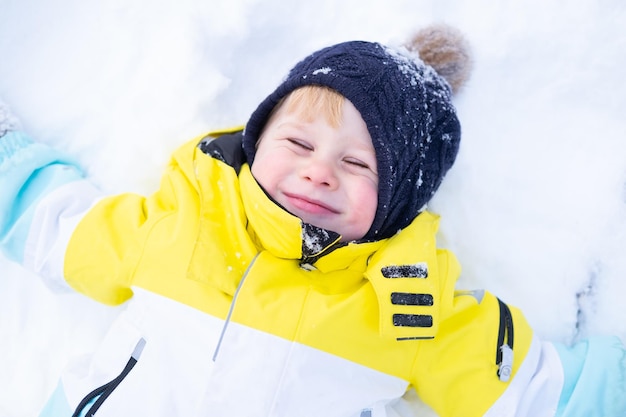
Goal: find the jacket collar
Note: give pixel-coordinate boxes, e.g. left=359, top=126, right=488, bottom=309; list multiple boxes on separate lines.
left=200, top=131, right=348, bottom=263
left=239, top=164, right=346, bottom=263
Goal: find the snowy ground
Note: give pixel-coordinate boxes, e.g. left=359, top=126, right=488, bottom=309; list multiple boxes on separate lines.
left=1, top=0, right=625, bottom=416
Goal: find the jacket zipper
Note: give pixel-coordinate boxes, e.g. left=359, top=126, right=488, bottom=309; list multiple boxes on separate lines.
left=72, top=338, right=146, bottom=417
left=212, top=252, right=260, bottom=362
left=495, top=298, right=514, bottom=382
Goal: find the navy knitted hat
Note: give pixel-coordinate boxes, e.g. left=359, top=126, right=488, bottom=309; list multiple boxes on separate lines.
left=243, top=25, right=472, bottom=240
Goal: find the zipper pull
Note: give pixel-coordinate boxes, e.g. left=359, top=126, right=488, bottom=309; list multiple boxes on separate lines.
left=498, top=344, right=514, bottom=382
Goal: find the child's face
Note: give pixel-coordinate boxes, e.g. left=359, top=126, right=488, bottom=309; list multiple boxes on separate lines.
left=251, top=97, right=378, bottom=242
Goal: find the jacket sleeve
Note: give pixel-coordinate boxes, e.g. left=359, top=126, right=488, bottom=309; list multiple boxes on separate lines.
left=1, top=130, right=207, bottom=305
left=62, top=134, right=216, bottom=305
left=411, top=257, right=626, bottom=417
left=0, top=130, right=102, bottom=291
left=551, top=336, right=626, bottom=416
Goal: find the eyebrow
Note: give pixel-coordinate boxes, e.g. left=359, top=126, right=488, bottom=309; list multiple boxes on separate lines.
left=274, top=120, right=308, bottom=132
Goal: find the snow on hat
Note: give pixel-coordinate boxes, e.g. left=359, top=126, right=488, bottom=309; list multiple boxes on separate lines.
left=243, top=24, right=472, bottom=240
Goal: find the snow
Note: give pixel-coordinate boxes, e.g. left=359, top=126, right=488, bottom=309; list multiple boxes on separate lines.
left=1, top=0, right=625, bottom=416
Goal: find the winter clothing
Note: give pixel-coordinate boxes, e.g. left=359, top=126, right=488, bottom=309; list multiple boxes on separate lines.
left=1, top=129, right=625, bottom=417
left=243, top=41, right=461, bottom=240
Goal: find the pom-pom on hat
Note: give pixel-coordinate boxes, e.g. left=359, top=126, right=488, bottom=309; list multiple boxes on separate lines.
left=243, top=24, right=472, bottom=240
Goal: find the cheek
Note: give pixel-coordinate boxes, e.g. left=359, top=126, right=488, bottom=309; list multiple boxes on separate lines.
left=351, top=180, right=378, bottom=223
left=251, top=158, right=274, bottom=191
left=251, top=151, right=290, bottom=197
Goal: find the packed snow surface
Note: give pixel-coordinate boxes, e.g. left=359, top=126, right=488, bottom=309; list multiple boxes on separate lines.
left=1, top=0, right=625, bottom=416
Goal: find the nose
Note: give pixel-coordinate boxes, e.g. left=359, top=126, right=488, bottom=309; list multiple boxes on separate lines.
left=299, top=157, right=338, bottom=189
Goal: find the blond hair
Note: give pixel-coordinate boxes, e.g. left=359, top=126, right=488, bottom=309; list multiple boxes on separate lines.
left=267, top=85, right=345, bottom=128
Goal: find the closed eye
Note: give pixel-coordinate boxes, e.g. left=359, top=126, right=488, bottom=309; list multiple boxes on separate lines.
left=344, top=157, right=371, bottom=170
left=287, top=138, right=313, bottom=151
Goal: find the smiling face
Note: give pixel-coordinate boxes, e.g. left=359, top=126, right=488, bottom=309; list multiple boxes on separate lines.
left=250, top=87, right=378, bottom=242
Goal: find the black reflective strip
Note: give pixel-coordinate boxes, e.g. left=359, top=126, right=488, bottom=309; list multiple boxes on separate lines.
left=393, top=314, right=433, bottom=327
left=397, top=336, right=435, bottom=341
left=381, top=264, right=428, bottom=278
left=391, top=292, right=433, bottom=306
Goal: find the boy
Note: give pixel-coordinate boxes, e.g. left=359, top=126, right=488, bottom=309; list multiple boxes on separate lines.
left=1, top=26, right=625, bottom=417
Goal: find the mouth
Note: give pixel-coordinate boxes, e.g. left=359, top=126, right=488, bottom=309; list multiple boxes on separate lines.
left=282, top=192, right=340, bottom=216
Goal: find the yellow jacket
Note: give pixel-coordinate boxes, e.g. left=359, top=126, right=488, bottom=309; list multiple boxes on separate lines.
left=58, top=131, right=541, bottom=416
left=7, top=129, right=619, bottom=417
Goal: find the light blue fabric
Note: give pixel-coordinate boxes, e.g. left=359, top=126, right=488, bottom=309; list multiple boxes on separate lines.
left=38, top=380, right=100, bottom=417
left=38, top=380, right=73, bottom=417
left=554, top=336, right=626, bottom=417
left=0, top=131, right=83, bottom=262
